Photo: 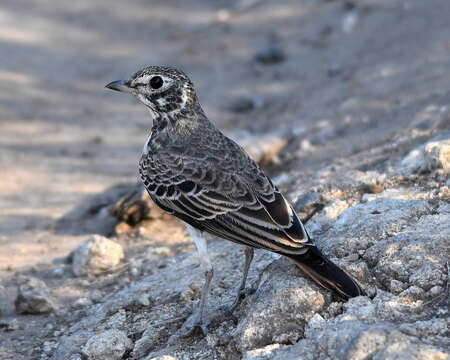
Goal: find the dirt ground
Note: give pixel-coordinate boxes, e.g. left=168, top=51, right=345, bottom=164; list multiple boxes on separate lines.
left=1, top=0, right=450, bottom=359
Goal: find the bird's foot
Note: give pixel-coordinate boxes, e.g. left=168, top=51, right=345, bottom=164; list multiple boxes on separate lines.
left=168, top=311, right=210, bottom=344
left=207, top=287, right=258, bottom=326
left=228, top=286, right=257, bottom=314
left=168, top=287, right=257, bottom=343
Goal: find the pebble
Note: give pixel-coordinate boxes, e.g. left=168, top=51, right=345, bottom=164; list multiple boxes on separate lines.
left=72, top=235, right=124, bottom=276
left=227, top=96, right=264, bottom=113
left=15, top=278, right=56, bottom=314
left=0, top=318, right=19, bottom=331
left=82, top=329, right=132, bottom=360
left=254, top=45, right=285, bottom=64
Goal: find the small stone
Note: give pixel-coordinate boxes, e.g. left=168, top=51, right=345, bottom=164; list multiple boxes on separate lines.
left=15, top=277, right=56, bottom=314
left=0, top=318, right=19, bottom=331
left=230, top=131, right=289, bottom=165
left=429, top=286, right=443, bottom=297
left=322, top=199, right=349, bottom=220
left=152, top=247, right=171, bottom=257
left=400, top=286, right=425, bottom=301
left=52, top=268, right=65, bottom=278
left=130, top=267, right=140, bottom=278
left=72, top=235, right=124, bottom=276
left=306, top=313, right=326, bottom=332
left=294, top=192, right=324, bottom=221
left=341, top=10, right=358, bottom=33
left=42, top=341, right=55, bottom=354
left=390, top=279, right=406, bottom=295
left=115, top=221, right=133, bottom=235
left=401, top=132, right=450, bottom=174
left=137, top=294, right=150, bottom=306
left=243, top=344, right=285, bottom=360
left=145, top=356, right=177, bottom=360
left=299, top=138, right=313, bottom=151
left=68, top=355, right=83, bottom=360
left=215, top=9, right=232, bottom=23
left=254, top=45, right=285, bottom=64
left=227, top=96, right=264, bottom=113
left=72, top=298, right=92, bottom=309
left=82, top=329, right=132, bottom=360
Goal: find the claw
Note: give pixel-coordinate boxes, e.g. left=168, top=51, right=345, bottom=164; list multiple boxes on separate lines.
left=167, top=311, right=210, bottom=344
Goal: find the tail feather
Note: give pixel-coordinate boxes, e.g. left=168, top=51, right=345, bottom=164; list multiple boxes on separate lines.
left=288, top=247, right=365, bottom=300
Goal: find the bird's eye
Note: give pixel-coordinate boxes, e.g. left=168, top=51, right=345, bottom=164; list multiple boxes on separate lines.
left=150, top=76, right=164, bottom=89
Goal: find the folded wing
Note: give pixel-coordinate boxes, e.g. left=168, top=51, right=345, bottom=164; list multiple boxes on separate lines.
left=140, top=145, right=312, bottom=256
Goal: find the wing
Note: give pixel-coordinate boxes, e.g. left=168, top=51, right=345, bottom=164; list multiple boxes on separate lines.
left=140, top=133, right=312, bottom=255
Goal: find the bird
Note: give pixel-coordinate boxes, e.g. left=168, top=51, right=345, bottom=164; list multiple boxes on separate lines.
left=105, top=65, right=365, bottom=335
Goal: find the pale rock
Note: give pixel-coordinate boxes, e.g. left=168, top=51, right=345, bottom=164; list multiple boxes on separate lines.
left=234, top=259, right=329, bottom=351
left=72, top=235, right=124, bottom=276
left=401, top=132, right=450, bottom=174
left=82, top=329, right=132, bottom=360
left=15, top=277, right=56, bottom=314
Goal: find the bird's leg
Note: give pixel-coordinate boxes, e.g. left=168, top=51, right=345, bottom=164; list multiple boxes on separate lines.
left=182, top=225, right=213, bottom=334
left=228, top=246, right=254, bottom=313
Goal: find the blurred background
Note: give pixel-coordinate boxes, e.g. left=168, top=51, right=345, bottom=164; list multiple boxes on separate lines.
left=1, top=0, right=450, bottom=358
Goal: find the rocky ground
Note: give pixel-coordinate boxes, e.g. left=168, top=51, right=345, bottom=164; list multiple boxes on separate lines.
left=1, top=0, right=450, bottom=359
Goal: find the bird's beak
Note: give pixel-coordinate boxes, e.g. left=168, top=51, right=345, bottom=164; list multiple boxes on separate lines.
left=105, top=79, right=133, bottom=93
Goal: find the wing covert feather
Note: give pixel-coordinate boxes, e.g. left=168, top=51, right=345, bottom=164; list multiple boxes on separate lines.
left=140, top=134, right=311, bottom=253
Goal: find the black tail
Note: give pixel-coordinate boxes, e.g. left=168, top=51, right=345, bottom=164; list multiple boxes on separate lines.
left=288, top=247, right=365, bottom=300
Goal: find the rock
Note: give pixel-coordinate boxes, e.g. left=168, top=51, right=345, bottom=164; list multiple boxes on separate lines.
left=234, top=259, right=329, bottom=351
left=306, top=199, right=350, bottom=236
left=317, top=197, right=431, bottom=255
left=50, top=189, right=450, bottom=359
left=254, top=45, right=285, bottom=64
left=132, top=327, right=172, bottom=359
left=243, top=344, right=287, bottom=360
left=327, top=170, right=387, bottom=195
left=365, top=212, right=449, bottom=292
left=145, top=356, right=177, bottom=360
left=109, top=183, right=153, bottom=225
left=247, top=321, right=449, bottom=360
left=72, top=235, right=124, bottom=277
left=341, top=10, right=358, bottom=33
left=72, top=297, right=93, bottom=309
left=401, top=132, right=450, bottom=174
left=52, top=331, right=93, bottom=360
left=230, top=131, right=290, bottom=165
left=15, top=277, right=56, bottom=314
left=294, top=192, right=324, bottom=222
left=82, top=329, right=132, bottom=360
left=42, top=341, right=56, bottom=354
left=227, top=96, right=264, bottom=113
left=149, top=246, right=171, bottom=258
left=55, top=183, right=133, bottom=236
left=0, top=318, right=19, bottom=331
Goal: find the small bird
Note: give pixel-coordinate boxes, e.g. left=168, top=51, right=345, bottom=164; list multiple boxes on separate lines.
left=106, top=66, right=364, bottom=334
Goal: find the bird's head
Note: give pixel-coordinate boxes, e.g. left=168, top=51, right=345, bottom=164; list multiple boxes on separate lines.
left=105, top=66, right=201, bottom=119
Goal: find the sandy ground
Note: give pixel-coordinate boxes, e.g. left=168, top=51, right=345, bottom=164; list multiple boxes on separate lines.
left=1, top=0, right=450, bottom=358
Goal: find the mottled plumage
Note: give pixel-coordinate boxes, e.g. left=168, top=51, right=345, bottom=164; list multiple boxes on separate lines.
left=106, top=66, right=365, bottom=334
